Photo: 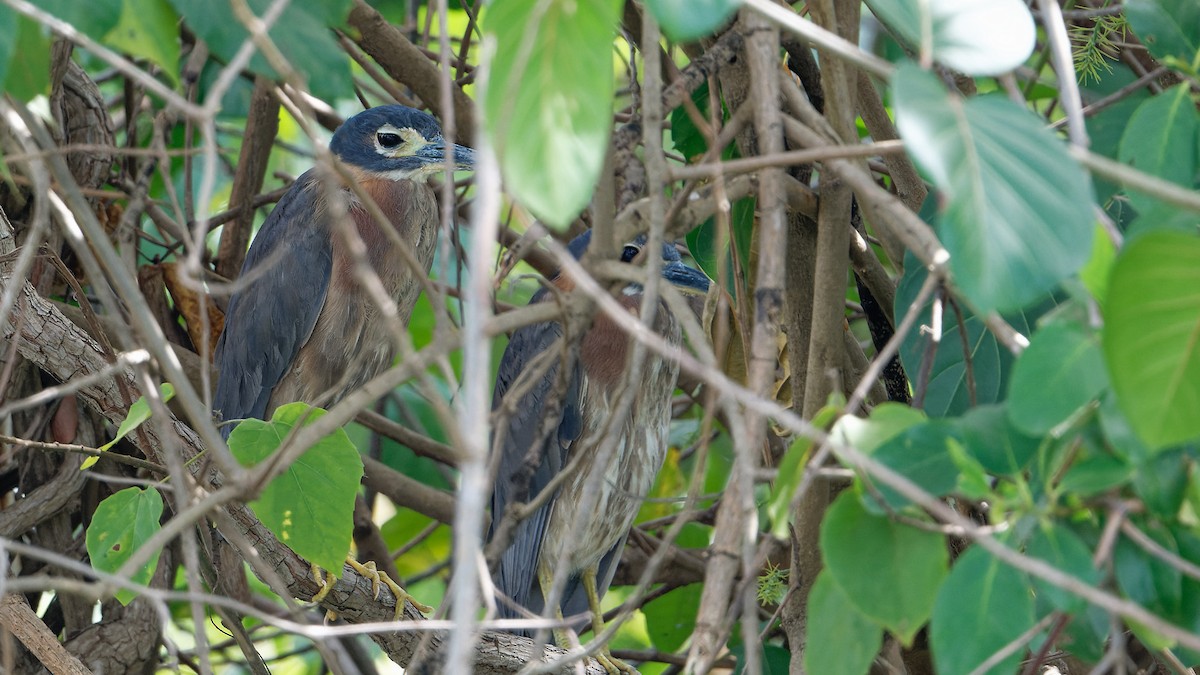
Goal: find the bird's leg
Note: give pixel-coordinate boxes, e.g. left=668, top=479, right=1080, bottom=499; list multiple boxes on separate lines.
left=537, top=562, right=575, bottom=650
left=582, top=566, right=635, bottom=675
left=307, top=557, right=431, bottom=622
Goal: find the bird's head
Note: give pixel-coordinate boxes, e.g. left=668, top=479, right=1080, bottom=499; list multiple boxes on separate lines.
left=563, top=230, right=711, bottom=296
left=330, top=105, right=476, bottom=180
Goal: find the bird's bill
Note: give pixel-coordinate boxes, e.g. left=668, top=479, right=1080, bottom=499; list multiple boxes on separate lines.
left=662, top=260, right=711, bottom=295
left=418, top=138, right=476, bottom=170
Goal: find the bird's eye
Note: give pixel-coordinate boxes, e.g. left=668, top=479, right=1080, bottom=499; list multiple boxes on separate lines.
left=620, top=245, right=640, bottom=262
left=376, top=132, right=403, bottom=149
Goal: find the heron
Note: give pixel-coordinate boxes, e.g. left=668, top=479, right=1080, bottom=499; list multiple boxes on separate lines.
left=213, top=104, right=474, bottom=619
left=487, top=231, right=710, bottom=673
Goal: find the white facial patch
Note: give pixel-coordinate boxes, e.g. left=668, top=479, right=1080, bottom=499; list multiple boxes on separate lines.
left=373, top=123, right=428, bottom=158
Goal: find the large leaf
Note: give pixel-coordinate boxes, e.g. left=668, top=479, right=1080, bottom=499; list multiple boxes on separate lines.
left=866, top=0, right=1035, bottom=75
left=1118, top=85, right=1200, bottom=217
left=1007, top=320, right=1109, bottom=435
left=5, top=17, right=51, bottom=101
left=1113, top=521, right=1200, bottom=651
left=86, top=486, right=164, bottom=605
left=1134, top=448, right=1192, bottom=518
left=686, top=196, right=754, bottom=294
left=483, top=0, right=622, bottom=228
left=33, top=0, right=124, bottom=38
left=804, top=570, right=882, bottom=675
left=954, top=404, right=1039, bottom=475
left=642, top=583, right=702, bottom=652
left=0, top=7, right=15, bottom=95
left=104, top=0, right=181, bottom=87
left=895, top=252, right=1003, bottom=416
left=645, top=0, right=738, bottom=42
left=1103, top=232, right=1200, bottom=450
left=169, top=0, right=353, bottom=102
left=821, top=492, right=948, bottom=644
left=830, top=402, right=927, bottom=455
left=867, top=420, right=960, bottom=510
left=1025, top=523, right=1099, bottom=613
left=1125, top=0, right=1200, bottom=65
left=893, top=63, right=1095, bottom=313
left=229, top=402, right=364, bottom=573
left=931, top=546, right=1036, bottom=675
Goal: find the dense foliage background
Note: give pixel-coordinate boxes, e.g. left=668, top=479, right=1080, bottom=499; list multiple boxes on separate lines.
left=0, top=0, right=1198, bottom=673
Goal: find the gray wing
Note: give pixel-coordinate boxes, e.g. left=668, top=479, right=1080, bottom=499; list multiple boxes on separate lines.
left=488, top=293, right=583, bottom=625
left=213, top=169, right=333, bottom=436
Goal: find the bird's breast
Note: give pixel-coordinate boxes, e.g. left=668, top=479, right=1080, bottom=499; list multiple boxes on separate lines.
left=539, top=311, right=684, bottom=574
left=267, top=179, right=439, bottom=412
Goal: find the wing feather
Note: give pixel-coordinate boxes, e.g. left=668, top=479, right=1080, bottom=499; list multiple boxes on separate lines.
left=488, top=294, right=583, bottom=624
left=213, top=169, right=333, bottom=434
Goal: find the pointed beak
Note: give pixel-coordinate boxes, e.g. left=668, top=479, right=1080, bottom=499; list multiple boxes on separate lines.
left=419, top=137, right=476, bottom=170
left=662, top=260, right=711, bottom=295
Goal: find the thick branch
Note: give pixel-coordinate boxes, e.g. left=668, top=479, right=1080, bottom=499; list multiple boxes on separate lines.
left=0, top=594, right=92, bottom=675
left=347, top=0, right=476, bottom=144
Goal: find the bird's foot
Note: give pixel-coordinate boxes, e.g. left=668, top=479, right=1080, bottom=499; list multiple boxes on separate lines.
left=308, top=563, right=340, bottom=621
left=553, top=630, right=635, bottom=674
left=594, top=647, right=636, bottom=674
left=345, top=557, right=433, bottom=620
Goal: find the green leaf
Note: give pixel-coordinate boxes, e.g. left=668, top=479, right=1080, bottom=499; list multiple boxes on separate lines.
left=169, top=0, right=353, bottom=102
left=1134, top=448, right=1191, bottom=517
left=867, top=420, right=960, bottom=510
left=804, top=570, right=882, bottom=675
left=893, top=63, right=1096, bottom=313
left=85, top=383, right=176, bottom=469
left=1114, top=522, right=1196, bottom=629
left=642, top=583, right=701, bottom=652
left=645, top=0, right=738, bottom=42
left=483, top=0, right=622, bottom=228
left=767, top=404, right=838, bottom=539
left=865, top=0, right=1035, bottom=75
left=686, top=196, right=754, bottom=294
left=1080, top=224, right=1117, bottom=304
left=103, top=0, right=180, bottom=87
left=954, top=404, right=1040, bottom=475
left=767, top=435, right=813, bottom=540
left=1118, top=85, right=1199, bottom=217
left=946, top=436, right=991, bottom=499
left=830, top=402, right=926, bottom=456
left=5, top=17, right=51, bottom=101
left=1058, top=452, right=1134, bottom=496
left=228, top=402, right=364, bottom=573
left=86, top=486, right=164, bottom=605
left=895, top=251, right=1002, bottom=415
left=1125, top=0, right=1200, bottom=65
left=670, top=82, right=716, bottom=161
left=821, top=491, right=948, bottom=644
left=931, top=546, right=1036, bottom=675
left=34, top=0, right=124, bottom=38
left=1098, top=391, right=1152, bottom=462
left=1025, top=523, right=1099, bottom=613
left=731, top=644, right=791, bottom=675
left=1103, top=232, right=1200, bottom=449
left=0, top=7, right=16, bottom=95
left=380, top=513, right=452, bottom=578
left=1007, top=320, right=1109, bottom=435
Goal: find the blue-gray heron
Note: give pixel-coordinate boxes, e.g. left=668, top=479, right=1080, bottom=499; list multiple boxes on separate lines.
left=488, top=231, right=710, bottom=672
left=212, top=104, right=474, bottom=618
